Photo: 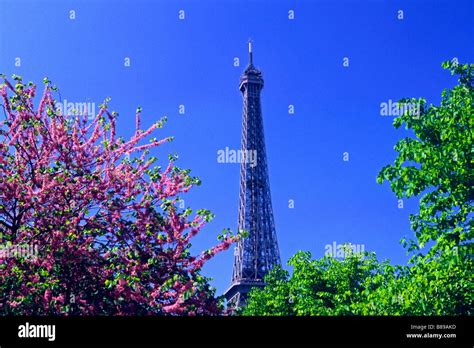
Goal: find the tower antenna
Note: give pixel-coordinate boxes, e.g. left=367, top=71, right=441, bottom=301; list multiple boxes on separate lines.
left=248, top=39, right=253, bottom=65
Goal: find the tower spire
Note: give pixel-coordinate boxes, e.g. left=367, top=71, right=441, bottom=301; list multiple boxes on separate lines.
left=248, top=39, right=253, bottom=65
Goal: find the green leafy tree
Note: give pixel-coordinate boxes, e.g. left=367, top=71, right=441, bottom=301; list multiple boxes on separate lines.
left=244, top=247, right=473, bottom=315
left=377, top=61, right=473, bottom=257
left=361, top=249, right=473, bottom=315
left=243, top=247, right=388, bottom=316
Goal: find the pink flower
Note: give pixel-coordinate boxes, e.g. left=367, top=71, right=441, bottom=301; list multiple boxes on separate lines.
left=162, top=302, right=183, bottom=314
left=44, top=289, right=52, bottom=302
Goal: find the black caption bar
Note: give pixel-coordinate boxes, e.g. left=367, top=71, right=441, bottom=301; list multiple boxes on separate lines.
left=0, top=316, right=472, bottom=346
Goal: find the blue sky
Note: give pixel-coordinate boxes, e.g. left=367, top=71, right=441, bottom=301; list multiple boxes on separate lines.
left=1, top=0, right=473, bottom=295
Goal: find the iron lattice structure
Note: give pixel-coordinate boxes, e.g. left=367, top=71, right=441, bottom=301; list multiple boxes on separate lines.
left=224, top=42, right=281, bottom=309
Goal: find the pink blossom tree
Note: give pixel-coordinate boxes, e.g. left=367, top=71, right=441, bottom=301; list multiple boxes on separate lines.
left=0, top=75, right=237, bottom=315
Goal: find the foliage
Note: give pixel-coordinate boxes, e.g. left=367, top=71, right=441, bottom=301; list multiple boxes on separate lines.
left=360, top=249, right=473, bottom=315
left=0, top=76, right=237, bottom=315
left=377, top=61, right=473, bottom=257
left=243, top=248, right=384, bottom=316
left=243, top=248, right=473, bottom=316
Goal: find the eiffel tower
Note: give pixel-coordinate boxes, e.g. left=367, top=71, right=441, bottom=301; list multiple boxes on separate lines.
left=224, top=41, right=281, bottom=309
